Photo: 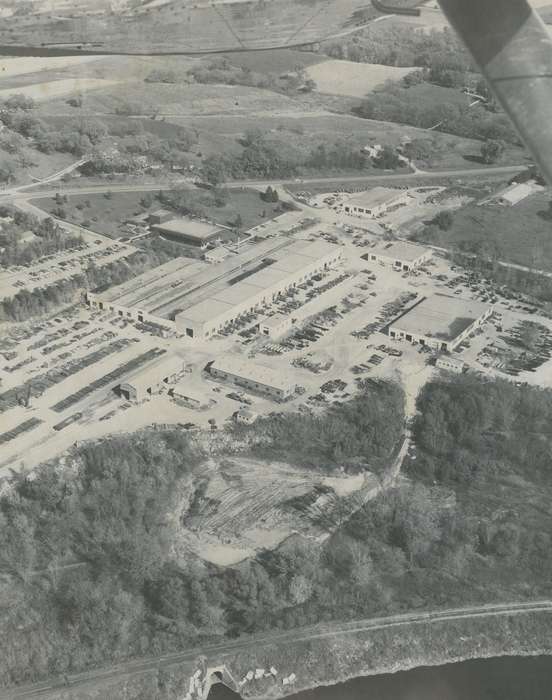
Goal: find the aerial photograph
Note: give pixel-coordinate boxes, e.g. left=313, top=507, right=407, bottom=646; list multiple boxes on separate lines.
left=0, top=0, right=552, bottom=698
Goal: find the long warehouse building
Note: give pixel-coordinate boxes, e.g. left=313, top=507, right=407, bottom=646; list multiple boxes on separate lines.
left=87, top=238, right=342, bottom=341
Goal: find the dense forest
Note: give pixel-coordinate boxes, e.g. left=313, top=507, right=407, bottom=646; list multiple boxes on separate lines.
left=241, top=380, right=405, bottom=473
left=1, top=377, right=552, bottom=687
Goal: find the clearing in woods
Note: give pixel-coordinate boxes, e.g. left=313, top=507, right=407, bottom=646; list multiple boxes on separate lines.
left=306, top=59, right=416, bottom=98
left=178, top=457, right=375, bottom=566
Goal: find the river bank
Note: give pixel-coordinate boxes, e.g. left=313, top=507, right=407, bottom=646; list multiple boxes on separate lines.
left=211, top=654, right=552, bottom=700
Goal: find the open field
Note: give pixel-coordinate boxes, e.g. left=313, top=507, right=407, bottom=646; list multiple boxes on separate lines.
left=417, top=189, right=552, bottom=271
left=35, top=81, right=309, bottom=117
left=32, top=188, right=283, bottom=239
left=306, top=59, right=415, bottom=97
left=0, top=77, right=121, bottom=102
left=221, top=48, right=328, bottom=73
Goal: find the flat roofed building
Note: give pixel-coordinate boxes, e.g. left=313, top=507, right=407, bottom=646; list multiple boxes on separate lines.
left=365, top=240, right=432, bottom=271
left=176, top=240, right=341, bottom=340
left=235, top=407, right=257, bottom=424
left=259, top=313, right=294, bottom=339
left=171, top=382, right=206, bottom=408
left=342, top=187, right=408, bottom=218
left=205, top=247, right=230, bottom=264
left=389, top=294, right=492, bottom=352
left=497, top=182, right=533, bottom=206
left=88, top=238, right=341, bottom=341
left=436, top=355, right=466, bottom=373
left=209, top=356, right=296, bottom=400
left=148, top=208, right=173, bottom=225
left=152, top=217, right=222, bottom=246
left=118, top=354, right=183, bottom=402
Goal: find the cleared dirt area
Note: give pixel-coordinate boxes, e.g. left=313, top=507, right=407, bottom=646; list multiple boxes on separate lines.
left=306, top=60, right=414, bottom=97
left=177, top=456, right=374, bottom=566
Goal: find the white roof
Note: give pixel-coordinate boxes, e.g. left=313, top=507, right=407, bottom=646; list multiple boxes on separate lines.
left=212, top=356, right=295, bottom=392
left=347, top=187, right=405, bottom=209
left=372, top=240, right=430, bottom=262
left=499, top=182, right=533, bottom=204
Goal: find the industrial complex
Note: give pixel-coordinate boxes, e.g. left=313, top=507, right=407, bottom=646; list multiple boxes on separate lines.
left=388, top=294, right=492, bottom=352
left=87, top=237, right=342, bottom=341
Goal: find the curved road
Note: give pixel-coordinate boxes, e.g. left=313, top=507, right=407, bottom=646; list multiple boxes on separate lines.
left=3, top=600, right=552, bottom=699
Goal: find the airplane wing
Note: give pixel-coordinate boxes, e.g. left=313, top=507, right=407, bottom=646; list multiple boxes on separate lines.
left=438, top=0, right=552, bottom=184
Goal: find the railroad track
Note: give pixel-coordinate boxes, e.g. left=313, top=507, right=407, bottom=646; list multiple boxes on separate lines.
left=3, top=600, right=552, bottom=699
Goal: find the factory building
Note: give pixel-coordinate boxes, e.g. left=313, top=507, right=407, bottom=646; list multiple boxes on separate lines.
left=341, top=187, right=409, bottom=218
left=208, top=356, right=297, bottom=400
left=87, top=238, right=341, bottom=342
left=389, top=294, right=492, bottom=352
left=175, top=240, right=341, bottom=341
left=118, top=354, right=183, bottom=402
left=259, top=313, right=294, bottom=339
left=152, top=217, right=222, bottom=246
left=364, top=240, right=432, bottom=271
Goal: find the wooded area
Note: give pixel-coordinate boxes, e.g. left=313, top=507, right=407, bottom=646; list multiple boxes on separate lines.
left=1, top=377, right=551, bottom=687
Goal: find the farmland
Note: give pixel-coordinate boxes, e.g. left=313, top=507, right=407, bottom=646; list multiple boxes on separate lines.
left=306, top=60, right=415, bottom=98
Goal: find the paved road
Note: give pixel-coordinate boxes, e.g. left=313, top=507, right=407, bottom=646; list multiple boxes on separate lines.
left=3, top=600, right=551, bottom=699
left=0, top=164, right=527, bottom=202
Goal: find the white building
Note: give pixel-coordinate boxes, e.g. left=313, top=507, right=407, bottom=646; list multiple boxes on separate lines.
left=341, top=187, right=409, bottom=218
left=205, top=247, right=230, bottom=264
left=365, top=240, right=432, bottom=271
left=389, top=294, right=492, bottom=352
left=209, top=357, right=296, bottom=401
left=176, top=240, right=341, bottom=341
left=259, top=313, right=294, bottom=339
left=118, top=355, right=183, bottom=402
left=497, top=182, right=533, bottom=206
left=436, top=355, right=466, bottom=373
left=235, top=408, right=257, bottom=424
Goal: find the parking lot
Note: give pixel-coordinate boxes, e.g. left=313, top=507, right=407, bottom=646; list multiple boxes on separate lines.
left=4, top=184, right=552, bottom=475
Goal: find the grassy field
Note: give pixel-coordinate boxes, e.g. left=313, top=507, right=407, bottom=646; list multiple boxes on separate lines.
left=306, top=59, right=415, bottom=97
left=417, top=189, right=552, bottom=270
left=0, top=78, right=120, bottom=103
left=32, top=188, right=282, bottom=239
left=36, top=81, right=305, bottom=118
left=221, top=48, right=327, bottom=73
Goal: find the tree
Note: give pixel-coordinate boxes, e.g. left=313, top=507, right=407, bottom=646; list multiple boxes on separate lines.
left=4, top=93, right=35, bottom=111
left=233, top=213, right=243, bottom=230
left=434, top=210, right=454, bottom=231
left=0, top=158, right=16, bottom=184
left=201, top=155, right=226, bottom=185
left=481, top=139, right=505, bottom=164
left=372, top=145, right=401, bottom=170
